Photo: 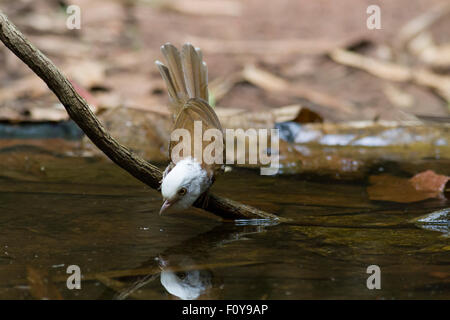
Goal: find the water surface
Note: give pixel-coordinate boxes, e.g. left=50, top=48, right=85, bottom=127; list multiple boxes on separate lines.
left=0, top=143, right=449, bottom=299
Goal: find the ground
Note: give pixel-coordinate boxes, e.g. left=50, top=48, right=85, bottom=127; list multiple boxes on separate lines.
left=1, top=0, right=449, bottom=124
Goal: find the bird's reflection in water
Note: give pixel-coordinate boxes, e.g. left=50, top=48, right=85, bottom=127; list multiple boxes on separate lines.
left=114, top=220, right=276, bottom=300
left=159, top=255, right=214, bottom=300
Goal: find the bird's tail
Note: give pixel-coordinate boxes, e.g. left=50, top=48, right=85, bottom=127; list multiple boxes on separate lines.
left=155, top=43, right=208, bottom=114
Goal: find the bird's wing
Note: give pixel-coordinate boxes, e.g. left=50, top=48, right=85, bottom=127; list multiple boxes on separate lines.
left=156, top=43, right=223, bottom=175
left=155, top=43, right=208, bottom=116
left=169, top=98, right=225, bottom=176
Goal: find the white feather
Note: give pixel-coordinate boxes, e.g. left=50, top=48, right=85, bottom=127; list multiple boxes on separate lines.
left=161, top=158, right=210, bottom=212
left=159, top=256, right=212, bottom=300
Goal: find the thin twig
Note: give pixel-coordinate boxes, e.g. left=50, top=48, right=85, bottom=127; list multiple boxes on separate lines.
left=0, top=11, right=283, bottom=221
left=329, top=48, right=450, bottom=102
left=395, top=2, right=450, bottom=50
left=242, top=64, right=357, bottom=114
left=186, top=35, right=363, bottom=55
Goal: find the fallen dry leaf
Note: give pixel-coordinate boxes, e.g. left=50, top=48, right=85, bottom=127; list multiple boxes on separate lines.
left=293, top=107, right=323, bottom=124
left=410, top=170, right=450, bottom=193
left=367, top=170, right=449, bottom=203
left=27, top=266, right=62, bottom=300
left=65, top=60, right=106, bottom=89
left=0, top=75, right=48, bottom=104
left=429, top=271, right=450, bottom=280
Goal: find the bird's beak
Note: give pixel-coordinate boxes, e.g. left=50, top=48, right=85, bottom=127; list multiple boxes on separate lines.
left=159, top=199, right=175, bottom=215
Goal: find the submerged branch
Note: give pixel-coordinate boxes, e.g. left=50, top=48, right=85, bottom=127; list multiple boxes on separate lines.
left=0, top=12, right=283, bottom=222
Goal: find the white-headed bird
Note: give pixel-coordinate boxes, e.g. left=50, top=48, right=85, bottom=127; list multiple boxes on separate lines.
left=155, top=43, right=224, bottom=215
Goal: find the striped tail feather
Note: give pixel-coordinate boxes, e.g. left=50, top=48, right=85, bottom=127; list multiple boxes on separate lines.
left=155, top=43, right=209, bottom=115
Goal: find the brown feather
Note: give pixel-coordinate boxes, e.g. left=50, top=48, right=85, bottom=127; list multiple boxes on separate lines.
left=169, top=98, right=224, bottom=177
left=156, top=43, right=224, bottom=176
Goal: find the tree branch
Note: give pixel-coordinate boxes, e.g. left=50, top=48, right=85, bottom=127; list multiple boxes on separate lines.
left=0, top=12, right=283, bottom=221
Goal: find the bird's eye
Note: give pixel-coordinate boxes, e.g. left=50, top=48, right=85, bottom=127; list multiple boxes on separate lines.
left=178, top=187, right=187, bottom=196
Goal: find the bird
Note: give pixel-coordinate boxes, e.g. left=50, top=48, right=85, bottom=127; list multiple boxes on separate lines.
left=159, top=255, right=213, bottom=300
left=155, top=43, right=224, bottom=215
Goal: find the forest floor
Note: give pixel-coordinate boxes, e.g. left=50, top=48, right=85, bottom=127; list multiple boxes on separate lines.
left=1, top=0, right=449, bottom=124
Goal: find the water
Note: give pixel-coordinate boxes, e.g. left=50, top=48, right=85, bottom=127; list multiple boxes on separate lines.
left=0, top=143, right=449, bottom=299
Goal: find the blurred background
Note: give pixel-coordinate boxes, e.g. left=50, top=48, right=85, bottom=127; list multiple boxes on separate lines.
left=0, top=0, right=450, bottom=179
left=1, top=0, right=450, bottom=137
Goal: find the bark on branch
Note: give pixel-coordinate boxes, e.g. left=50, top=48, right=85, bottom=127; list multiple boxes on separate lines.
left=0, top=12, right=283, bottom=222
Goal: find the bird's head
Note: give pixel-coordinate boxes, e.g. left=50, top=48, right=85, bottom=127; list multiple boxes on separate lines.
left=160, top=158, right=209, bottom=215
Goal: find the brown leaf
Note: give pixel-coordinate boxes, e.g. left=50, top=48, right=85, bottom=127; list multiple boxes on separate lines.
left=65, top=60, right=106, bottom=89
left=410, top=170, right=450, bottom=193
left=293, top=107, right=323, bottom=124
left=429, top=271, right=450, bottom=280
left=367, top=171, right=449, bottom=203
left=27, top=267, right=62, bottom=300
